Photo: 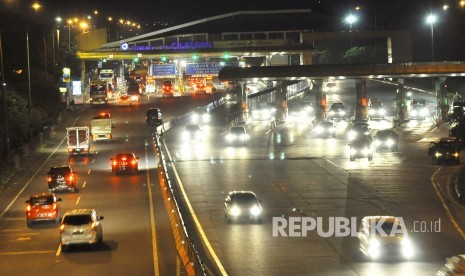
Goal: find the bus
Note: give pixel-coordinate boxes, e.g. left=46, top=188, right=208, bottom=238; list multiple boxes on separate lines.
left=89, top=80, right=109, bottom=105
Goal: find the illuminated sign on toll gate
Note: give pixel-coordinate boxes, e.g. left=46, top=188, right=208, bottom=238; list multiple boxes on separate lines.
left=152, top=64, right=176, bottom=77
left=121, top=42, right=213, bottom=51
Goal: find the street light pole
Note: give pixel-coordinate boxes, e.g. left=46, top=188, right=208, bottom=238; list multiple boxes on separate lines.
left=426, top=14, right=437, bottom=62
left=0, top=32, right=10, bottom=154
left=27, top=28, right=32, bottom=119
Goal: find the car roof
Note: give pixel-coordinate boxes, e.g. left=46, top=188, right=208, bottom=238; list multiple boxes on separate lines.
left=231, top=126, right=246, bottom=131
left=115, top=152, right=137, bottom=158
left=228, top=191, right=257, bottom=197
left=30, top=193, right=54, bottom=198
left=319, top=121, right=334, bottom=126
left=63, top=209, right=94, bottom=216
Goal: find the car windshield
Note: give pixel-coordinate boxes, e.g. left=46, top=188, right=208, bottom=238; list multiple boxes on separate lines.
left=377, top=131, right=394, bottom=138
left=116, top=153, right=135, bottom=160
left=330, top=103, right=344, bottom=109
left=63, top=215, right=92, bottom=225
left=186, top=125, right=200, bottom=131
left=369, top=220, right=403, bottom=236
left=320, top=122, right=333, bottom=128
left=230, top=194, right=257, bottom=204
left=326, top=83, right=336, bottom=87
left=194, top=107, right=207, bottom=114
left=412, top=104, right=425, bottom=109
left=49, top=167, right=70, bottom=175
left=30, top=196, right=53, bottom=205
left=230, top=127, right=245, bottom=134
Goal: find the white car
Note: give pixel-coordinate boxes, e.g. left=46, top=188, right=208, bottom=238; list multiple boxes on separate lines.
left=191, top=107, right=210, bottom=123
left=358, top=216, right=414, bottom=260
left=224, top=191, right=263, bottom=223
left=60, top=209, right=104, bottom=251
left=225, top=126, right=249, bottom=145
left=182, top=124, right=203, bottom=141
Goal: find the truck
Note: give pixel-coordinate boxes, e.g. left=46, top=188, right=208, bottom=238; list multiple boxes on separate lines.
left=89, top=80, right=109, bottom=105
left=90, top=116, right=112, bottom=142
left=66, top=127, right=90, bottom=156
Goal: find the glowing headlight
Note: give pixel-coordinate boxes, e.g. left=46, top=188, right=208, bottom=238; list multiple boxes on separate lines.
left=386, top=139, right=394, bottom=147
left=362, top=148, right=370, bottom=155
left=263, top=110, right=271, bottom=118
left=339, top=111, right=346, bottom=115
left=368, top=109, right=375, bottom=115
left=231, top=206, right=241, bottom=216
left=130, top=95, right=138, bottom=101
left=379, top=109, right=386, bottom=115
left=401, top=238, right=414, bottom=258
left=195, top=132, right=202, bottom=139
left=368, top=238, right=380, bottom=259
left=226, top=134, right=236, bottom=141
left=329, top=111, right=335, bottom=116
left=225, top=94, right=231, bottom=100
left=435, top=152, right=443, bottom=157
left=411, top=110, right=418, bottom=116
left=182, top=131, right=189, bottom=139
left=192, top=114, right=199, bottom=122
left=250, top=206, right=261, bottom=216
left=374, top=140, right=381, bottom=147
left=350, top=148, right=357, bottom=155
left=315, top=126, right=323, bottom=133
left=202, top=114, right=210, bottom=122
left=328, top=127, right=335, bottom=133
left=348, top=131, right=356, bottom=140
left=421, top=108, right=428, bottom=116
left=453, top=152, right=460, bottom=157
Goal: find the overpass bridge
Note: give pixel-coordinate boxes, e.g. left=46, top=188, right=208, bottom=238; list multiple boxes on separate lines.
left=218, top=61, right=465, bottom=124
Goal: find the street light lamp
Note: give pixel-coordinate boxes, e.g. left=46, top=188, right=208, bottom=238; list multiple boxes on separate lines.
left=426, top=14, right=437, bottom=62
left=345, top=14, right=357, bottom=31
left=27, top=2, right=42, bottom=120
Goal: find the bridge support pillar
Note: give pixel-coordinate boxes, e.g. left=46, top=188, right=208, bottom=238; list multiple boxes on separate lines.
left=239, top=81, right=249, bottom=121
left=395, top=78, right=408, bottom=124
left=355, top=79, right=368, bottom=122
left=313, top=80, right=326, bottom=123
left=435, top=77, right=448, bottom=123
left=275, top=81, right=289, bottom=122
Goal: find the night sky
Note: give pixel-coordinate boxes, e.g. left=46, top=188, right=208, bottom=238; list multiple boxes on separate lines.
left=0, top=0, right=464, bottom=61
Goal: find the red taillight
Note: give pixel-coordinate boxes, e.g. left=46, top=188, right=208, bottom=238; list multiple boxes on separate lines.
left=131, top=160, right=137, bottom=165
left=112, top=160, right=117, bottom=166
left=68, top=149, right=72, bottom=152
left=47, top=176, right=52, bottom=182
left=26, top=205, right=31, bottom=212
left=53, top=203, right=57, bottom=211
left=60, top=224, right=64, bottom=231
left=122, top=157, right=126, bottom=161
left=68, top=175, right=74, bottom=182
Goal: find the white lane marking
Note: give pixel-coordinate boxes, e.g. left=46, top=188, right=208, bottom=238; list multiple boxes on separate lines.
left=92, top=159, right=95, bottom=164
left=0, top=116, right=79, bottom=219
left=430, top=126, right=438, bottom=132
left=146, top=139, right=160, bottom=276
left=87, top=169, right=92, bottom=174
left=75, top=197, right=80, bottom=205
left=16, top=237, right=31, bottom=241
left=82, top=181, right=87, bottom=188
left=162, top=139, right=228, bottom=276
left=431, top=167, right=465, bottom=239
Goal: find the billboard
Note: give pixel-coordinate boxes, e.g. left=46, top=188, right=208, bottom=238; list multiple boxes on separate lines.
left=186, top=63, right=223, bottom=75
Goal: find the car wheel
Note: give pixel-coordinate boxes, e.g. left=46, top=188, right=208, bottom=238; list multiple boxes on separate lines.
left=368, top=155, right=373, bottom=161
left=55, top=216, right=60, bottom=224
left=98, top=233, right=103, bottom=243
left=350, top=156, right=355, bottom=161
left=26, top=219, right=32, bottom=227
left=457, top=159, right=461, bottom=165
left=70, top=187, right=76, bottom=193
left=62, top=245, right=69, bottom=252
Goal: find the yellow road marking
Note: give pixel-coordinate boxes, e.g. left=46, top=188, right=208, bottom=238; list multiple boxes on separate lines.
left=162, top=139, right=228, bottom=276
left=82, top=181, right=87, bottom=188
left=146, top=140, right=160, bottom=276
left=75, top=197, right=80, bottom=205
left=431, top=167, right=465, bottom=239
left=56, top=244, right=61, bottom=256
left=87, top=169, right=92, bottom=174
left=0, top=250, right=55, bottom=255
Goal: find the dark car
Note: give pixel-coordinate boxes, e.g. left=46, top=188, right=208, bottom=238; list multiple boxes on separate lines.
left=455, top=166, right=465, bottom=202
left=224, top=191, right=263, bottom=223
left=26, top=193, right=62, bottom=226
left=314, top=121, right=336, bottom=138
left=373, top=129, right=399, bottom=152
left=110, top=153, right=139, bottom=174
left=428, top=137, right=460, bottom=165
left=47, top=165, right=77, bottom=193
left=349, top=136, right=374, bottom=161
left=409, top=104, right=429, bottom=120
left=328, top=102, right=347, bottom=120
left=146, top=108, right=163, bottom=126
left=368, top=100, right=386, bottom=120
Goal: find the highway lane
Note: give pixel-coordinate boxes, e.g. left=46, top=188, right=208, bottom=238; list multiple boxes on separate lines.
left=162, top=80, right=465, bottom=275
left=0, top=93, right=219, bottom=275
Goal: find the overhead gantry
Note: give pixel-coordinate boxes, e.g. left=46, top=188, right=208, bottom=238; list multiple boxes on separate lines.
left=219, top=62, right=465, bottom=124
